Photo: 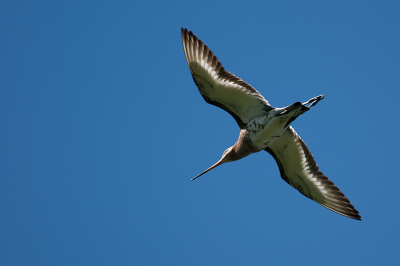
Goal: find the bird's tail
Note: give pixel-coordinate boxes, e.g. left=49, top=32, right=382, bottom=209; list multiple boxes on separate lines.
left=282, top=95, right=325, bottom=128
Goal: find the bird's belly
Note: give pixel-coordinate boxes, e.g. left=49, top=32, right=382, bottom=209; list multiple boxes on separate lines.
left=248, top=116, right=288, bottom=149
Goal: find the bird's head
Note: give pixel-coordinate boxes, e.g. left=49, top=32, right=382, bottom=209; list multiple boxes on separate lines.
left=191, top=146, right=236, bottom=181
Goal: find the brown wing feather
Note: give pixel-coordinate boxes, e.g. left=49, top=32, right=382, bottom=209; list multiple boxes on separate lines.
left=182, top=28, right=272, bottom=128
left=265, top=127, right=361, bottom=220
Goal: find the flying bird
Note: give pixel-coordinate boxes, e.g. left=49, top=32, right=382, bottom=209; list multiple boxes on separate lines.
left=181, top=28, right=361, bottom=220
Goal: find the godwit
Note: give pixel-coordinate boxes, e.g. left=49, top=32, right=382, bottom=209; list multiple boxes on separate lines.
left=181, top=28, right=361, bottom=220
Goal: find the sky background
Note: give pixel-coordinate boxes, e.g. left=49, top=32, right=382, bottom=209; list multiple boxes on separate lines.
left=1, top=1, right=400, bottom=265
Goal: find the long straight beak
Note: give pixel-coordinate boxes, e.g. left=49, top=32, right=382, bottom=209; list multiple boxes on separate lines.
left=191, top=159, right=224, bottom=181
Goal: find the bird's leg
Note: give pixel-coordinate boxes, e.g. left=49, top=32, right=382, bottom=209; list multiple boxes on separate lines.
left=303, top=95, right=325, bottom=108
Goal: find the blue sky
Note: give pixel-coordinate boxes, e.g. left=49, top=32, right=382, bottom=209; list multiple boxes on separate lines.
left=1, top=1, right=400, bottom=265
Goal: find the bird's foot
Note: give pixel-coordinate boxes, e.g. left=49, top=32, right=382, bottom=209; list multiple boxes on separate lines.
left=303, top=95, right=325, bottom=108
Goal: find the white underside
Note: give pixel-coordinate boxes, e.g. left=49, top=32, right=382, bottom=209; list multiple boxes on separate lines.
left=248, top=107, right=300, bottom=149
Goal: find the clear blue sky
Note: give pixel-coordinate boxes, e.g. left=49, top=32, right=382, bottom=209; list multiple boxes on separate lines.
left=1, top=1, right=399, bottom=265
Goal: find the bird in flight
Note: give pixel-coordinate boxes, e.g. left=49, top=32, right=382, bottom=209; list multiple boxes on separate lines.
left=181, top=28, right=361, bottom=220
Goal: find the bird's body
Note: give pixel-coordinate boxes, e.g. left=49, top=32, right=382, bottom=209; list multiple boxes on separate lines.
left=181, top=28, right=361, bottom=220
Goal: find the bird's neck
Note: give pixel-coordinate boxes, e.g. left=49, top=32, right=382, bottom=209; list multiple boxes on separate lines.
left=231, top=129, right=258, bottom=161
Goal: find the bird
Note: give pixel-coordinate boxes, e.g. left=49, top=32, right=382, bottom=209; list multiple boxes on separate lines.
left=181, top=28, right=361, bottom=221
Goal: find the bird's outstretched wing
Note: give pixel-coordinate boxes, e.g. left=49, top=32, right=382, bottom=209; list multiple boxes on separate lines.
left=181, top=28, right=272, bottom=128
left=265, top=127, right=361, bottom=220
